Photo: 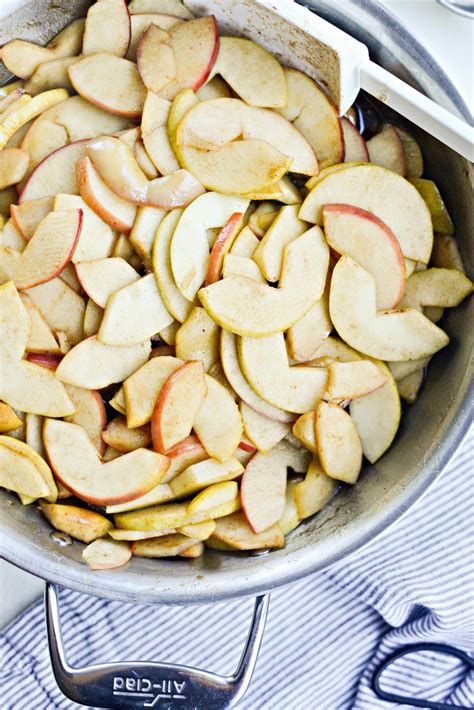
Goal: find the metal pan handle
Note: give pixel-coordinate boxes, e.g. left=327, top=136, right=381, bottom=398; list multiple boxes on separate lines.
left=45, top=583, right=269, bottom=710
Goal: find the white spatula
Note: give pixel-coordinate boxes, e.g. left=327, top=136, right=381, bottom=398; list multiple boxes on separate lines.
left=190, top=0, right=473, bottom=160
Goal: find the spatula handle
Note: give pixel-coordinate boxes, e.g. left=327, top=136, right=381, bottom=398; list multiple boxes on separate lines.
left=360, top=60, right=473, bottom=161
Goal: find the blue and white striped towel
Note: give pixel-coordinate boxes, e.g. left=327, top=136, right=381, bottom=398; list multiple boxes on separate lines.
left=1, top=427, right=473, bottom=710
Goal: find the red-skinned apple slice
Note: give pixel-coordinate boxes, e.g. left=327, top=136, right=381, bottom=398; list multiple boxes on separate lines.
left=128, top=14, right=183, bottom=61
left=367, top=126, right=406, bottom=176
left=157, top=17, right=219, bottom=100
left=205, top=212, right=243, bottom=285
left=98, top=273, right=174, bottom=346
left=19, top=140, right=88, bottom=203
left=161, top=435, right=208, bottom=483
left=193, top=374, right=243, bottom=461
left=69, top=54, right=146, bottom=118
left=64, top=385, right=107, bottom=455
left=300, top=164, right=433, bottom=263
left=151, top=361, right=207, bottom=453
left=26, top=277, right=85, bottom=347
left=44, top=418, right=169, bottom=506
left=83, top=538, right=131, bottom=569
left=323, top=204, right=406, bottom=309
left=175, top=307, right=219, bottom=372
left=137, top=25, right=176, bottom=92
left=26, top=353, right=63, bottom=369
left=329, top=256, right=450, bottom=361
left=102, top=416, right=151, bottom=452
left=76, top=258, right=139, bottom=308
left=211, top=36, right=286, bottom=108
left=83, top=0, right=131, bottom=57
left=0, top=209, right=82, bottom=290
left=54, top=194, right=116, bottom=263
left=123, top=355, right=184, bottom=428
left=10, top=197, right=53, bottom=240
left=56, top=335, right=151, bottom=389
left=40, top=503, right=112, bottom=543
left=315, top=401, right=362, bottom=484
left=240, top=402, right=290, bottom=454
left=341, top=117, right=369, bottom=162
left=76, top=156, right=137, bottom=233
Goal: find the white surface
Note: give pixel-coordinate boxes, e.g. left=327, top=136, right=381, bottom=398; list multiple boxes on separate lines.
left=1, top=0, right=473, bottom=629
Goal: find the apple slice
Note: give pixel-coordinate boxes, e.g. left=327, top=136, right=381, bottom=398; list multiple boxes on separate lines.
left=20, top=293, right=60, bottom=354
left=151, top=361, right=207, bottom=452
left=397, top=368, right=425, bottom=405
left=367, top=126, right=406, bottom=176
left=315, top=401, right=362, bottom=484
left=395, top=126, right=423, bottom=178
left=248, top=202, right=279, bottom=237
left=175, top=307, right=219, bottom=372
left=134, top=139, right=158, bottom=179
left=186, top=480, right=240, bottom=521
left=156, top=17, right=219, bottom=100
left=211, top=37, right=286, bottom=108
left=1, top=209, right=81, bottom=290
left=323, top=204, right=406, bottom=309
left=400, top=268, right=472, bottom=311
left=329, top=256, right=449, bottom=361
left=130, top=206, right=167, bottom=271
left=40, top=95, right=135, bottom=142
left=112, top=234, right=142, bottom=270
left=300, top=164, right=433, bottom=263
left=0, top=403, right=23, bottom=433
left=170, top=192, right=249, bottom=301
left=128, top=14, right=183, bottom=61
left=213, top=511, right=284, bottom=550
left=102, top=416, right=151, bottom=453
left=200, top=227, right=329, bottom=337
left=123, top=356, right=183, bottom=428
left=56, top=335, right=150, bottom=389
left=24, top=57, right=77, bottom=96
left=277, top=68, right=343, bottom=167
left=83, top=538, right=131, bottom=569
left=128, top=0, right=194, bottom=18
left=19, top=119, right=68, bottom=188
left=26, top=353, right=62, bottom=369
left=0, top=89, right=69, bottom=151
left=292, top=411, right=317, bottom=454
left=44, top=418, right=168, bottom=505
left=19, top=140, right=88, bottom=203
left=10, top=197, right=53, bottom=240
left=287, top=287, right=331, bottom=363
left=326, top=360, right=387, bottom=400
left=114, top=502, right=190, bottom=531
left=410, top=178, right=455, bottom=236
left=141, top=93, right=180, bottom=175
left=293, top=458, right=337, bottom=519
left=222, top=254, right=265, bottom=283
left=196, top=76, right=230, bottom=101
left=238, top=333, right=327, bottom=414
left=83, top=0, right=131, bottom=57
left=240, top=402, right=290, bottom=454
left=161, top=435, right=208, bottom=483
left=1, top=434, right=57, bottom=501
left=193, top=375, right=242, bottom=461
left=64, top=385, right=107, bottom=455
left=76, top=156, right=137, bottom=233
left=0, top=438, right=51, bottom=499
left=431, top=235, right=465, bottom=273
left=84, top=135, right=148, bottom=204
left=220, top=330, right=295, bottom=424
left=98, top=273, right=173, bottom=346
left=178, top=520, right=215, bottom=541
left=205, top=212, right=244, bottom=285
left=76, top=258, right=139, bottom=308
left=253, top=205, right=308, bottom=282
left=177, top=97, right=318, bottom=176
left=230, top=226, right=259, bottom=258
left=132, top=533, right=198, bottom=557
left=41, top=503, right=112, bottom=543
left=69, top=54, right=146, bottom=118
left=106, top=483, right=175, bottom=514
left=278, top=479, right=301, bottom=535
left=387, top=357, right=430, bottom=382
left=170, top=456, right=243, bottom=498
left=0, top=148, right=29, bottom=190
left=109, top=528, right=176, bottom=540
left=54, top=194, right=116, bottom=264
left=340, top=117, right=368, bottom=162
left=137, top=24, right=176, bottom=93
left=26, top=277, right=85, bottom=347
left=1, top=280, right=30, bottom=358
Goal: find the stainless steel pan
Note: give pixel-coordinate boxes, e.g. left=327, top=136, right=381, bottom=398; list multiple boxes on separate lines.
left=1, top=2, right=472, bottom=708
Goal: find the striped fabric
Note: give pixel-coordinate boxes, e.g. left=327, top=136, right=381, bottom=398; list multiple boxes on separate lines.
left=1, top=428, right=472, bottom=710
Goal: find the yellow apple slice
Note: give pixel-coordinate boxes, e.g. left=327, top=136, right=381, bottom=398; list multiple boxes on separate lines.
left=141, top=92, right=180, bottom=175
left=137, top=25, right=176, bottom=92
left=287, top=288, right=332, bottom=363
left=128, top=13, right=183, bottom=61
left=114, top=502, right=190, bottom=531
left=124, top=356, right=184, bottom=428
left=0, top=89, right=68, bottom=154
left=102, top=416, right=151, bottom=453
left=130, top=205, right=166, bottom=270
left=54, top=194, right=116, bottom=263
left=24, top=56, right=77, bottom=96
left=277, top=68, right=343, bottom=168
left=200, top=227, right=329, bottom=337
left=109, top=527, right=176, bottom=540
left=10, top=197, right=53, bottom=240
left=229, top=226, right=259, bottom=258
left=170, top=457, right=243, bottom=499
left=177, top=97, right=318, bottom=176
left=76, top=258, right=139, bottom=308
left=83, top=538, right=131, bottom=569
left=0, top=438, right=51, bottom=499
left=2, top=434, right=57, bottom=501
left=107, top=483, right=175, bottom=514
left=248, top=202, right=279, bottom=237
left=1, top=280, right=30, bottom=358
left=26, top=277, right=85, bottom=347
left=323, top=204, right=406, bottom=309
left=240, top=402, right=290, bottom=454
left=132, top=533, right=199, bottom=557
left=400, top=268, right=472, bottom=311
left=20, top=293, right=59, bottom=354
left=69, top=54, right=146, bottom=118
left=186, top=480, right=240, bottom=521
left=300, top=164, right=433, bottom=263
left=151, top=360, right=206, bottom=453
left=278, top=479, right=301, bottom=535
left=408, top=178, right=454, bottom=235
left=0, top=148, right=29, bottom=190
left=222, top=254, right=265, bottom=283
left=367, top=126, right=406, bottom=175
left=387, top=357, right=430, bottom=382
left=315, top=401, right=362, bottom=484
left=330, top=257, right=449, bottom=361
left=170, top=192, right=249, bottom=301
left=56, top=335, right=150, bottom=389
left=178, top=519, right=215, bottom=541
left=44, top=418, right=168, bottom=505
left=64, top=385, right=107, bottom=455
left=0, top=403, right=23, bottom=433
left=326, top=360, right=387, bottom=401
left=253, top=205, right=308, bottom=282
left=349, top=361, right=400, bottom=463
left=175, top=307, right=219, bottom=372
left=19, top=139, right=87, bottom=202
left=238, top=333, right=327, bottom=413
left=293, top=458, right=337, bottom=519
left=128, top=0, right=193, bottom=18
left=98, top=273, right=173, bottom=346
left=211, top=37, right=286, bottom=108
left=41, top=503, right=113, bottom=543
left=82, top=0, right=131, bottom=57
left=193, top=375, right=242, bottom=462
left=161, top=435, right=208, bottom=483
left=213, top=511, right=284, bottom=550
left=292, top=411, right=317, bottom=454
left=220, top=330, right=294, bottom=424
left=109, top=387, right=126, bottom=416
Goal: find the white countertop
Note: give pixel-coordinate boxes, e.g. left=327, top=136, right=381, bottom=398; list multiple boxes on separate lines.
left=1, top=0, right=473, bottom=630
